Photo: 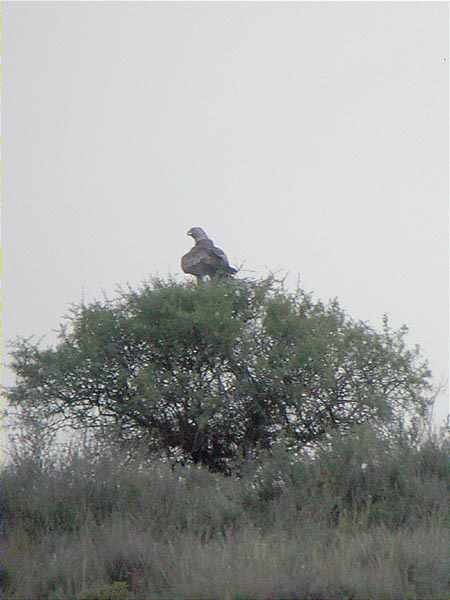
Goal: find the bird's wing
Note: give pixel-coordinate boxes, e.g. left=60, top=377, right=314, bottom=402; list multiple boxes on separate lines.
left=181, top=247, right=207, bottom=274
left=193, top=240, right=223, bottom=265
left=182, top=239, right=238, bottom=277
left=211, top=245, right=231, bottom=266
left=212, top=245, right=238, bottom=273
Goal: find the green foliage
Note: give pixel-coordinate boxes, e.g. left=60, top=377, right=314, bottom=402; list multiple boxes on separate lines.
left=80, top=582, right=132, bottom=600
left=1, top=429, right=448, bottom=600
left=7, top=276, right=433, bottom=472
left=242, top=426, right=449, bottom=531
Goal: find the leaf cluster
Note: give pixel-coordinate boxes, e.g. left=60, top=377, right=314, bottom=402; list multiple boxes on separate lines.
left=6, top=276, right=432, bottom=472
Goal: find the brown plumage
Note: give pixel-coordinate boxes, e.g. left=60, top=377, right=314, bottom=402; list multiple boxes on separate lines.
left=181, top=227, right=238, bottom=283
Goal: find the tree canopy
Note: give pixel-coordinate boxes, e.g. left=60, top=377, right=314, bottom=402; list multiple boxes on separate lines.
left=7, top=276, right=432, bottom=473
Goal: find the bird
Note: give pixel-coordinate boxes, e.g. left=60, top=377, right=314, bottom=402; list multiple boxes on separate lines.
left=181, top=227, right=238, bottom=283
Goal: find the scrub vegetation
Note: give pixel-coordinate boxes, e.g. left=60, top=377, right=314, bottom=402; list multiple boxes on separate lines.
left=1, top=427, right=448, bottom=600
left=2, top=277, right=448, bottom=599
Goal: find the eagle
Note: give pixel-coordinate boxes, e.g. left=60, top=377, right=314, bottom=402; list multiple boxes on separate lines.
left=181, top=227, right=238, bottom=283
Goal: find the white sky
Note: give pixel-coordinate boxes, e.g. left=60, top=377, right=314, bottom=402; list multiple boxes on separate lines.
left=3, top=2, right=449, bottom=427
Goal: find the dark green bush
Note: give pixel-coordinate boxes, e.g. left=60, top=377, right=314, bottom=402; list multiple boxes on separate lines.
left=7, top=277, right=432, bottom=473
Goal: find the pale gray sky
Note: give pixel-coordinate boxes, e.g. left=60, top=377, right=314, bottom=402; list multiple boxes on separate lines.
left=4, top=2, right=449, bottom=426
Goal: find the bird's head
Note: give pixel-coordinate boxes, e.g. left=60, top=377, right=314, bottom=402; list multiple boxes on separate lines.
left=187, top=227, right=209, bottom=242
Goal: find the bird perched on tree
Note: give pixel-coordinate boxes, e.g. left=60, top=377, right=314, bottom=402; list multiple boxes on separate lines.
left=181, top=227, right=238, bottom=283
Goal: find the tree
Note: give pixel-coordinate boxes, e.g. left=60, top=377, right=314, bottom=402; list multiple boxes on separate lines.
left=6, top=276, right=432, bottom=473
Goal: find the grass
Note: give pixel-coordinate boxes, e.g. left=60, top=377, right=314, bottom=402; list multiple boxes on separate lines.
left=1, top=428, right=448, bottom=600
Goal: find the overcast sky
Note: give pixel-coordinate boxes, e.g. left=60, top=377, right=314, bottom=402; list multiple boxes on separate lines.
left=4, top=2, right=449, bottom=427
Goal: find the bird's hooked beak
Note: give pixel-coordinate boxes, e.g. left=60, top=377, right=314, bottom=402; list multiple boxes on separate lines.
left=186, top=227, right=207, bottom=241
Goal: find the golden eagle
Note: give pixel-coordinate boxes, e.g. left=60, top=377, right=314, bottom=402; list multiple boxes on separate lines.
left=181, top=227, right=238, bottom=283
